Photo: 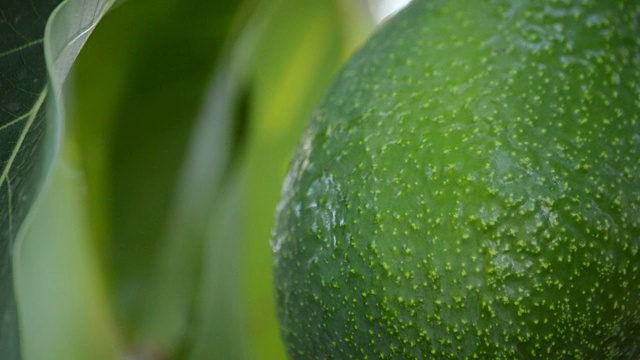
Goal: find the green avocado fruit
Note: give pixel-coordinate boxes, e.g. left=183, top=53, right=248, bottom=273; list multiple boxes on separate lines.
left=271, top=0, right=640, bottom=358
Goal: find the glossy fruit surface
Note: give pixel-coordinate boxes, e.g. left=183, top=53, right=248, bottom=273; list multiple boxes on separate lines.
left=272, top=0, right=640, bottom=358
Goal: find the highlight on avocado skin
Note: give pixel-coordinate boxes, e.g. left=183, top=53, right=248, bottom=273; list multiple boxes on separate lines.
left=271, top=0, right=640, bottom=358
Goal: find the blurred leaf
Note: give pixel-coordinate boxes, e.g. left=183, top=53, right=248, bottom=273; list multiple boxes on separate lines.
left=16, top=139, right=122, bottom=360
left=147, top=1, right=276, bottom=357
left=187, top=167, right=248, bottom=360
left=68, top=0, right=249, bottom=354
left=135, top=1, right=261, bottom=353
left=1, top=0, right=114, bottom=356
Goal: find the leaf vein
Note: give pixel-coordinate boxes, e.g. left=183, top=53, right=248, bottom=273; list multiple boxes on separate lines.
left=0, top=39, right=44, bottom=60
left=0, top=88, right=46, bottom=192
left=0, top=113, right=29, bottom=132
left=6, top=176, right=13, bottom=245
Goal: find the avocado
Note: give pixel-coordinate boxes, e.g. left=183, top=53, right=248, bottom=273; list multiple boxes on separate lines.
left=271, top=0, right=640, bottom=358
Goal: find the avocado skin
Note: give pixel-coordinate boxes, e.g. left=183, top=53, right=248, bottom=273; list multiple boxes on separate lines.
left=271, top=0, right=640, bottom=358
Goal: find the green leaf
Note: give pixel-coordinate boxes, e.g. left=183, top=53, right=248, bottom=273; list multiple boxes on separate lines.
left=1, top=0, right=114, bottom=356
left=1, top=1, right=61, bottom=354
left=131, top=2, right=258, bottom=352
left=16, top=140, right=122, bottom=360
left=66, top=0, right=248, bottom=354
left=187, top=168, right=248, bottom=360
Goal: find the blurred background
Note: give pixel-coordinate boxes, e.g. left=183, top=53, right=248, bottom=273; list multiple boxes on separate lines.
left=16, top=0, right=410, bottom=359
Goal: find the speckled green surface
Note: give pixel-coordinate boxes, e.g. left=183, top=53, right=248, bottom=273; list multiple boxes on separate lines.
left=271, top=0, right=640, bottom=358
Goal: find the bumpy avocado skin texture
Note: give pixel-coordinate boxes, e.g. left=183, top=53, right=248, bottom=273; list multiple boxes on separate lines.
left=271, top=0, right=640, bottom=358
